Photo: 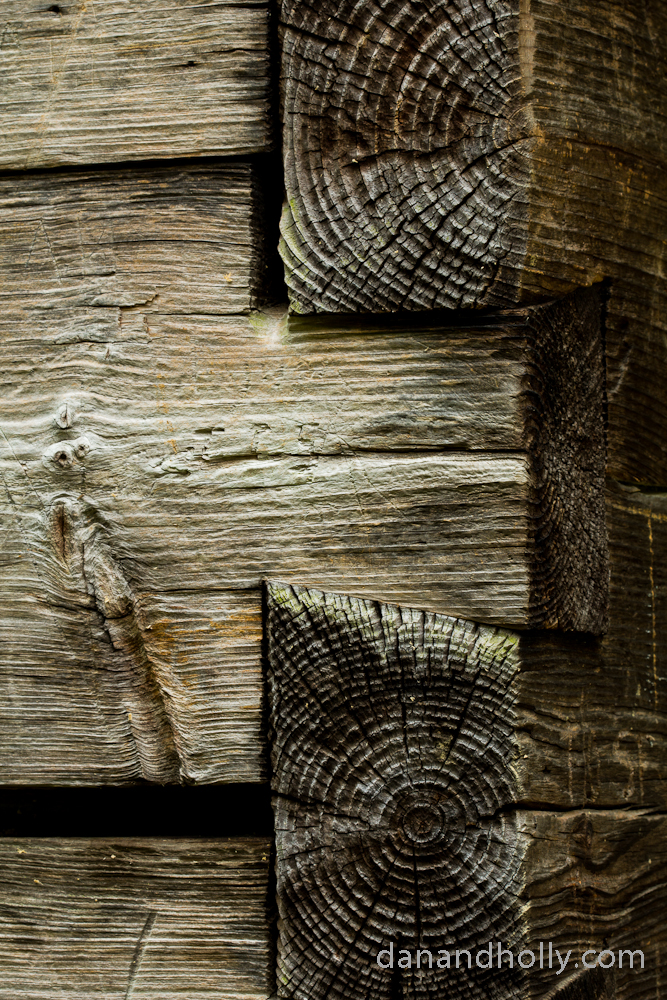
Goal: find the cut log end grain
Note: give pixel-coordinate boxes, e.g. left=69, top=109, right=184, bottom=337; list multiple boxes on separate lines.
left=267, top=581, right=667, bottom=1000
left=267, top=580, right=525, bottom=1000
left=280, top=0, right=530, bottom=314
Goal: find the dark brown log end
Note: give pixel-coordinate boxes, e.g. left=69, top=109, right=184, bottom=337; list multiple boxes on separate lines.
left=280, top=0, right=530, bottom=313
left=267, top=581, right=525, bottom=1000
left=522, top=285, right=608, bottom=633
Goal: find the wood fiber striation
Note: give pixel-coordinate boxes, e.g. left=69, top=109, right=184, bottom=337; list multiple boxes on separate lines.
left=43, top=495, right=182, bottom=784
left=280, top=0, right=530, bottom=313
left=0, top=164, right=608, bottom=784
left=520, top=286, right=608, bottom=631
left=281, top=0, right=667, bottom=483
left=0, top=0, right=272, bottom=169
left=0, top=838, right=273, bottom=999
left=267, top=581, right=526, bottom=1000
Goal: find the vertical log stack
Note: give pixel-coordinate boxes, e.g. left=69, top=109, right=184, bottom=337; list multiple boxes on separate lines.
left=0, top=1, right=277, bottom=995
left=272, top=2, right=667, bottom=1000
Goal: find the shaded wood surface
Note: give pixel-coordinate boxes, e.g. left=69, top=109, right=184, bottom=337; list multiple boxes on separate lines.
left=0, top=837, right=273, bottom=999
left=516, top=483, right=667, bottom=811
left=280, top=0, right=667, bottom=484
left=521, top=809, right=667, bottom=1000
left=0, top=0, right=271, bottom=169
left=267, top=582, right=667, bottom=1000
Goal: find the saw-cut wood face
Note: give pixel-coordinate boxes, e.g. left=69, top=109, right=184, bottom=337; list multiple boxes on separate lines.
left=267, top=581, right=524, bottom=1000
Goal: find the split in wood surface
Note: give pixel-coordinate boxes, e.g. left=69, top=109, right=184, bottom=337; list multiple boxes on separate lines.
left=0, top=0, right=271, bottom=169
left=0, top=838, right=273, bottom=999
left=280, top=0, right=667, bottom=484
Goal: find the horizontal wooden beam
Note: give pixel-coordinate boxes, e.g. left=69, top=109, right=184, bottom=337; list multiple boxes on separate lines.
left=279, top=0, right=667, bottom=485
left=0, top=838, right=273, bottom=999
left=0, top=481, right=662, bottom=791
left=0, top=586, right=264, bottom=784
left=0, top=164, right=265, bottom=316
left=0, top=0, right=271, bottom=169
left=0, top=171, right=608, bottom=627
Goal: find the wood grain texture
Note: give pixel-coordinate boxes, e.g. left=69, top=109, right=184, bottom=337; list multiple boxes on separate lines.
left=0, top=581, right=265, bottom=785
left=267, top=582, right=667, bottom=1000
left=0, top=164, right=265, bottom=316
left=515, top=483, right=667, bottom=812
left=0, top=166, right=607, bottom=782
left=267, top=580, right=524, bottom=1000
left=0, top=0, right=271, bottom=169
left=281, top=0, right=528, bottom=314
left=520, top=808, right=667, bottom=1000
left=0, top=837, right=273, bottom=999
left=0, top=169, right=607, bottom=624
left=280, top=0, right=667, bottom=483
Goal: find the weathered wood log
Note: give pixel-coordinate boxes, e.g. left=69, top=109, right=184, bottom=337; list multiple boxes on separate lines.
left=0, top=164, right=266, bottom=315
left=0, top=837, right=273, bottom=999
left=521, top=809, right=666, bottom=1000
left=515, top=482, right=667, bottom=811
left=1, top=472, right=657, bottom=791
left=0, top=0, right=271, bottom=169
left=0, top=161, right=622, bottom=786
left=0, top=162, right=607, bottom=630
left=266, top=579, right=667, bottom=1000
left=280, top=0, right=667, bottom=484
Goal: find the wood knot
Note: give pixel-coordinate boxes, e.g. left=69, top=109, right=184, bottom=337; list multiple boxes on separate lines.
left=54, top=402, right=75, bottom=429
left=43, top=436, right=90, bottom=470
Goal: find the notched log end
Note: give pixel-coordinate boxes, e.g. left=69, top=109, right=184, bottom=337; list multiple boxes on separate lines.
left=279, top=0, right=530, bottom=314
left=266, top=580, right=526, bottom=1000
left=523, top=285, right=609, bottom=634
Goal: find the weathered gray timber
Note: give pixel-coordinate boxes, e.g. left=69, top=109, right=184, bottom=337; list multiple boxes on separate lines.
left=0, top=164, right=613, bottom=783
left=0, top=164, right=264, bottom=315
left=0, top=838, right=273, bottom=999
left=0, top=0, right=271, bottom=169
left=0, top=162, right=607, bottom=629
left=267, top=582, right=667, bottom=1000
left=280, top=0, right=667, bottom=484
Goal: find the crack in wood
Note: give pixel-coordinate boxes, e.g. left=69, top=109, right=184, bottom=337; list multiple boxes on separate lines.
left=124, top=911, right=157, bottom=1000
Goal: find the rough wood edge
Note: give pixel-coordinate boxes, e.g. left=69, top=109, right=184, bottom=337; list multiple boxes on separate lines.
left=523, top=285, right=608, bottom=632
